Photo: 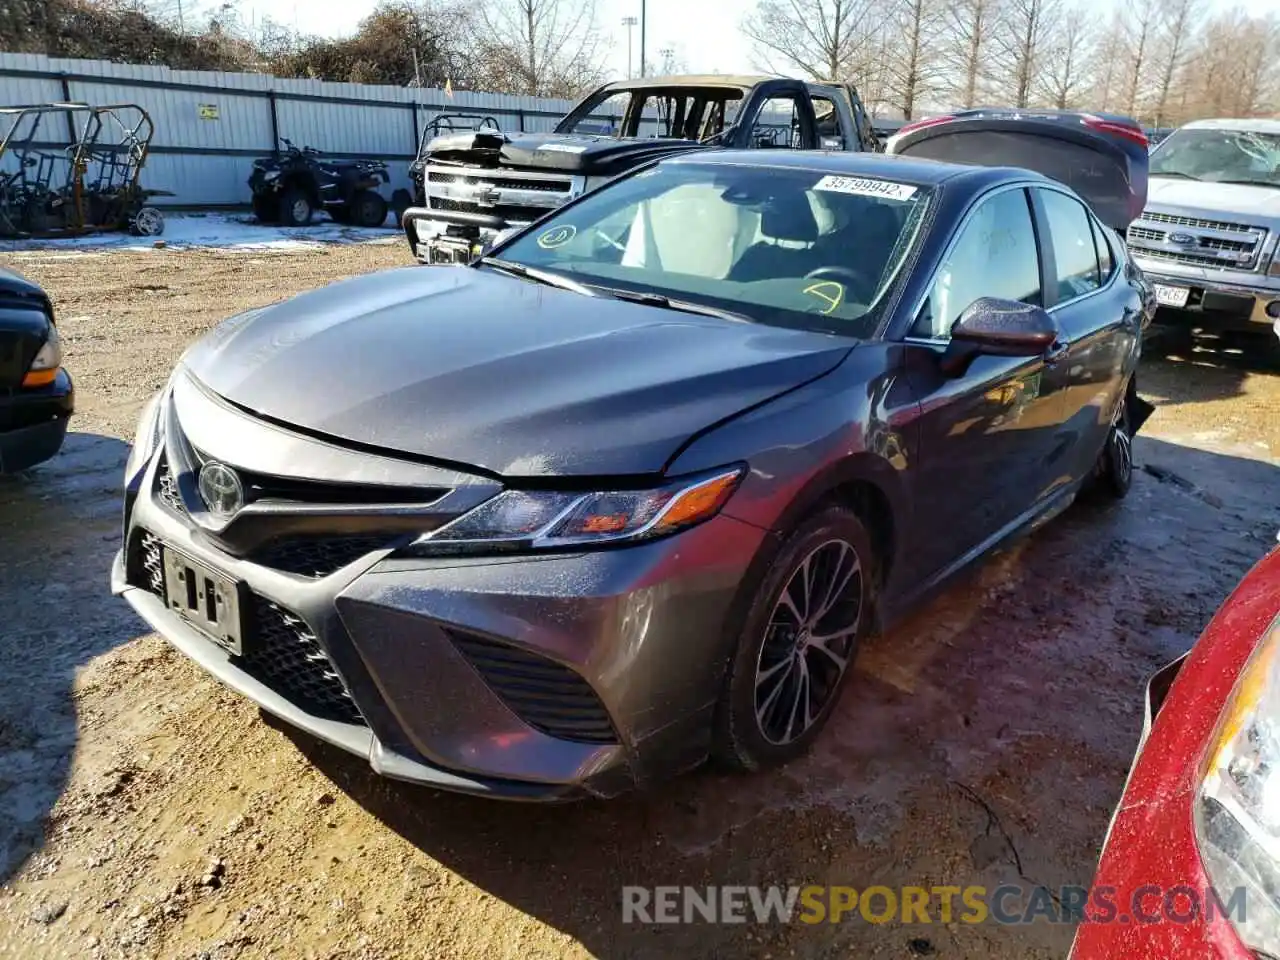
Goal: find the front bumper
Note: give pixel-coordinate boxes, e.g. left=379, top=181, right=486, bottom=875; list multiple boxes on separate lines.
left=113, top=450, right=767, bottom=800
left=0, top=368, right=74, bottom=473
left=1130, top=256, right=1280, bottom=332
left=402, top=207, right=508, bottom=265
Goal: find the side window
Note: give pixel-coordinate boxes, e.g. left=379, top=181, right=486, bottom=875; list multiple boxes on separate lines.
left=912, top=189, right=1041, bottom=339
left=1039, top=189, right=1101, bottom=301
left=1091, top=217, right=1115, bottom=282
left=812, top=97, right=844, bottom=149
left=751, top=97, right=804, bottom=149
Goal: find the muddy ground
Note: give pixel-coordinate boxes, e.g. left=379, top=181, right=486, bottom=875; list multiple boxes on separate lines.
left=1, top=241, right=1278, bottom=960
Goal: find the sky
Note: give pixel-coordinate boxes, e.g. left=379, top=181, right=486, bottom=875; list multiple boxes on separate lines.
left=231, top=0, right=1270, bottom=84
left=232, top=0, right=758, bottom=78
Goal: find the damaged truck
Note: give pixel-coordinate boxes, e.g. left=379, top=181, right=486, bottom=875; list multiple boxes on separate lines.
left=401, top=75, right=880, bottom=264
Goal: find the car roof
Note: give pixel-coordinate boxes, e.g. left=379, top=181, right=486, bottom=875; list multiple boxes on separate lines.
left=665, top=149, right=1042, bottom=189
left=1178, top=117, right=1280, bottom=134
left=599, top=74, right=774, bottom=91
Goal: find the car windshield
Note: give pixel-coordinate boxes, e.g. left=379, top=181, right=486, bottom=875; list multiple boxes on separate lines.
left=1150, top=128, right=1280, bottom=187
left=556, top=87, right=746, bottom=140
left=491, top=161, right=932, bottom=335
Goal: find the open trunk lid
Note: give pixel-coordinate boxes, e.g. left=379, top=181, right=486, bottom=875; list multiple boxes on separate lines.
left=886, top=109, right=1149, bottom=231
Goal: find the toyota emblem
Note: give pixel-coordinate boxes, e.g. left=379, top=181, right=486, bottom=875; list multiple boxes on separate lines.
left=197, top=461, right=245, bottom=517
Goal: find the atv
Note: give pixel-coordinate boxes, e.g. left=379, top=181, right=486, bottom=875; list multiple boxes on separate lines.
left=249, top=139, right=390, bottom=228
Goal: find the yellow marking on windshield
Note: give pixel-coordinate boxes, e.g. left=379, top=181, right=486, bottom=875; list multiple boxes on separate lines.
left=803, top=281, right=845, bottom=315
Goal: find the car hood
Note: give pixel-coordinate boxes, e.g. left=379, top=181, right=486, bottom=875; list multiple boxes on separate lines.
left=181, top=267, right=853, bottom=478
left=1147, top=177, right=1280, bottom=221
left=425, top=131, right=706, bottom=176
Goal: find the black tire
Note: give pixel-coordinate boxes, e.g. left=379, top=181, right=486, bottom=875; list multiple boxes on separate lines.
left=713, top=505, right=878, bottom=771
left=278, top=187, right=313, bottom=227
left=391, top=188, right=413, bottom=226
left=251, top=193, right=278, bottom=224
left=350, top=189, right=388, bottom=228
left=1088, top=392, right=1135, bottom=500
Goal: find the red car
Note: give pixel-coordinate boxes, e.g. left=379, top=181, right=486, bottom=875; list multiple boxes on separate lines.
left=1071, top=544, right=1280, bottom=959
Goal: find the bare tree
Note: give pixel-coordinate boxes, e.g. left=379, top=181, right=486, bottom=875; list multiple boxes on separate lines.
left=1121, top=0, right=1160, bottom=118
left=993, top=0, right=1060, bottom=107
left=884, top=0, right=946, bottom=119
left=741, top=0, right=884, bottom=81
left=940, top=0, right=1000, bottom=108
left=472, top=0, right=608, bottom=97
left=1084, top=12, right=1127, bottom=111
left=1037, top=4, right=1092, bottom=108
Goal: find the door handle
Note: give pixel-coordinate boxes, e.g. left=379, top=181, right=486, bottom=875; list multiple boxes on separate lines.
left=1043, top=340, right=1069, bottom=366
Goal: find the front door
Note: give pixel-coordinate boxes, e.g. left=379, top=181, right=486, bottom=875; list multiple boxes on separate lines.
left=899, top=185, right=1068, bottom=585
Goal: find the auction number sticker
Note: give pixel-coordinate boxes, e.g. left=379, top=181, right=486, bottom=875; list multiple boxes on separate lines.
left=537, top=224, right=577, bottom=248
left=537, top=143, right=588, bottom=154
left=813, top=175, right=918, bottom=202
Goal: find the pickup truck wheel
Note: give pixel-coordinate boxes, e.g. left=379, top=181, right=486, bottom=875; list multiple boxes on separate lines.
left=350, top=189, right=388, bottom=228
left=279, top=188, right=313, bottom=227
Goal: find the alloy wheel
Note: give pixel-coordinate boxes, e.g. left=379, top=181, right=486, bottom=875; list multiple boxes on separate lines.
left=291, top=198, right=310, bottom=223
left=1111, top=402, right=1133, bottom=486
left=753, top=538, right=863, bottom=746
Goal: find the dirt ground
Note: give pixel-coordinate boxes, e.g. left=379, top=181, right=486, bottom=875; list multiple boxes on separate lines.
left=1, top=240, right=1278, bottom=960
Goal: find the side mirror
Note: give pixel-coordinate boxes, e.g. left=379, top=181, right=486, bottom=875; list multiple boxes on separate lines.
left=941, top=297, right=1058, bottom=376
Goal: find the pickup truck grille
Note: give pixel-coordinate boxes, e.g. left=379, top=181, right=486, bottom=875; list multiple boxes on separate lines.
left=423, top=164, right=582, bottom=225
left=1126, top=211, right=1268, bottom=272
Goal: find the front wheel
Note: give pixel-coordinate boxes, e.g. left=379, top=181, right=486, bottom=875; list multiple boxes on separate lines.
left=278, top=188, right=313, bottom=227
left=713, top=505, right=877, bottom=770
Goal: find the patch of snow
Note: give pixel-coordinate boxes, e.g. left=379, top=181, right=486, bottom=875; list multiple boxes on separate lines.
left=0, top=212, right=401, bottom=256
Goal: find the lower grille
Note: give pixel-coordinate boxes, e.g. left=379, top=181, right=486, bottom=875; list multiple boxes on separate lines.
left=251, top=534, right=397, bottom=579
left=446, top=629, right=617, bottom=744
left=125, top=529, right=365, bottom=727
left=1129, top=247, right=1252, bottom=270
left=131, top=530, right=166, bottom=599
left=241, top=599, right=365, bottom=726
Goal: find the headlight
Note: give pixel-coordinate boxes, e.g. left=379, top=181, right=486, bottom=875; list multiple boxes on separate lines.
left=21, top=323, right=61, bottom=388
left=405, top=466, right=744, bottom=555
left=1195, top=614, right=1280, bottom=955
left=124, top=386, right=167, bottom=482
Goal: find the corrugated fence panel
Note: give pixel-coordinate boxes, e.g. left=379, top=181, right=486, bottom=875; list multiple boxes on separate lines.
left=0, top=53, right=616, bottom=207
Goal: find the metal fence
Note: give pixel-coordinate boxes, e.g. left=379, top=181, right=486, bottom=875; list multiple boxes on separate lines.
left=0, top=52, right=599, bottom=207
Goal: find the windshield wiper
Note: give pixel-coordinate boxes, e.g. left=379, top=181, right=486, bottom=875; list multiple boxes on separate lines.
left=476, top=257, right=598, bottom=297
left=598, top=287, right=755, bottom=323
left=1152, top=171, right=1201, bottom=180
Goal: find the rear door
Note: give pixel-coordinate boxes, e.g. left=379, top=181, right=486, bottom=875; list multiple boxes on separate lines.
left=1029, top=183, right=1143, bottom=482
left=898, top=184, right=1068, bottom=585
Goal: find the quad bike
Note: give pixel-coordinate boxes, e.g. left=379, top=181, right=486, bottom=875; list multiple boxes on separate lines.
left=407, top=113, right=501, bottom=207
left=249, top=139, right=391, bottom=228
left=0, top=103, right=171, bottom=238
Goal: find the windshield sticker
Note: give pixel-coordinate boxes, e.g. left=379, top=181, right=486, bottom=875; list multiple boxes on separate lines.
left=537, top=224, right=578, bottom=249
left=536, top=143, right=587, bottom=154
left=813, top=175, right=918, bottom=202
left=803, top=280, right=845, bottom=315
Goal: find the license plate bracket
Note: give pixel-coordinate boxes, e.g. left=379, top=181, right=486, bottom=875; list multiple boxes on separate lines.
left=1154, top=283, right=1190, bottom=308
left=161, top=545, right=245, bottom=656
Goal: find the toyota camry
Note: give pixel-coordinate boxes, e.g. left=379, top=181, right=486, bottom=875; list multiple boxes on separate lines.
left=113, top=119, right=1155, bottom=800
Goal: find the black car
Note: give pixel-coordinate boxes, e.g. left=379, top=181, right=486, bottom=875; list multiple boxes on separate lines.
left=114, top=129, right=1153, bottom=800
left=249, top=139, right=391, bottom=228
left=0, top=267, right=73, bottom=473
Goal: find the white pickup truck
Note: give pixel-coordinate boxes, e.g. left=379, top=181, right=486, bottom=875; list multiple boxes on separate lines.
left=1124, top=118, right=1280, bottom=343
